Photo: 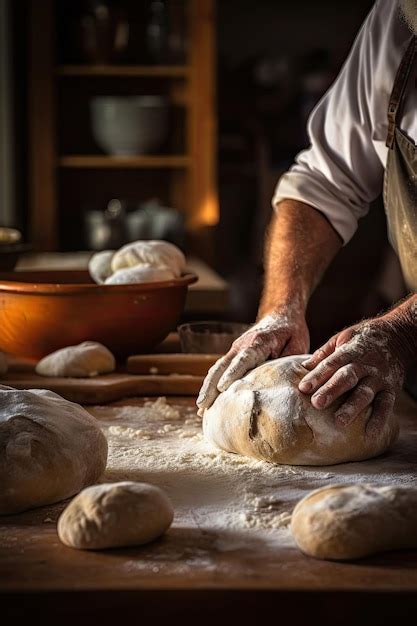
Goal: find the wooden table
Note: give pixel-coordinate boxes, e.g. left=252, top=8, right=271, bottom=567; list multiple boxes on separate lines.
left=2, top=393, right=417, bottom=625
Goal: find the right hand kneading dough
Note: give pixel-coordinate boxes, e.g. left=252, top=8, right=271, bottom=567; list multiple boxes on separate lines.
left=35, top=341, right=116, bottom=378
left=57, top=481, right=174, bottom=550
left=203, top=355, right=398, bottom=465
left=0, top=386, right=108, bottom=514
left=291, top=484, right=417, bottom=560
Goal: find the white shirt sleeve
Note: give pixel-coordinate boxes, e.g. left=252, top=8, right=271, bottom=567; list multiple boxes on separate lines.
left=273, top=0, right=389, bottom=244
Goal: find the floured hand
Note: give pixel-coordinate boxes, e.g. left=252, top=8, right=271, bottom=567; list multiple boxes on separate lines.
left=298, top=309, right=417, bottom=435
left=196, top=308, right=310, bottom=413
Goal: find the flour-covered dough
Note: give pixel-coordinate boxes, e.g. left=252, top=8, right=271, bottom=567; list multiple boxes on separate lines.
left=0, top=386, right=108, bottom=514
left=35, top=341, right=116, bottom=378
left=88, top=250, right=115, bottom=284
left=203, top=355, right=398, bottom=466
left=111, top=240, right=186, bottom=278
left=291, top=483, right=417, bottom=560
left=57, top=481, right=174, bottom=550
left=105, top=265, right=175, bottom=285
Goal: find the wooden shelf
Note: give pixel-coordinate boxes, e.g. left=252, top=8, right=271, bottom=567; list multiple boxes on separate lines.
left=58, top=155, right=191, bottom=169
left=57, top=65, right=190, bottom=78
left=28, top=0, right=218, bottom=250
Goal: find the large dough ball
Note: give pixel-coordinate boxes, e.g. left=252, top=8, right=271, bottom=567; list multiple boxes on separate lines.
left=0, top=386, right=108, bottom=514
left=111, top=240, right=186, bottom=278
left=104, top=265, right=175, bottom=285
left=203, top=355, right=398, bottom=466
left=291, top=484, right=417, bottom=560
left=35, top=342, right=116, bottom=378
left=57, top=481, right=174, bottom=550
left=88, top=250, right=115, bottom=284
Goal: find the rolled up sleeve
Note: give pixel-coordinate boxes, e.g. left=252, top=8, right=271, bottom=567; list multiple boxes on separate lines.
left=273, top=1, right=386, bottom=244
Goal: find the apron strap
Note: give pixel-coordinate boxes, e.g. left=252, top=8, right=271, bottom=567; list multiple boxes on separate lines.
left=386, top=36, right=416, bottom=149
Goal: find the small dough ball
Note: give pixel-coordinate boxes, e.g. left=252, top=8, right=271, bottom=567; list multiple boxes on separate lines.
left=0, top=352, right=8, bottom=376
left=105, top=265, right=176, bottom=285
left=291, top=484, right=417, bottom=561
left=58, top=481, right=174, bottom=550
left=0, top=386, right=108, bottom=514
left=203, top=356, right=398, bottom=466
left=88, top=250, right=115, bottom=284
left=111, top=240, right=186, bottom=278
left=36, top=342, right=116, bottom=378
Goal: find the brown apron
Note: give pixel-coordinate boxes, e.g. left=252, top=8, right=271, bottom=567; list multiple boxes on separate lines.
left=384, top=37, right=417, bottom=397
left=384, top=36, right=417, bottom=292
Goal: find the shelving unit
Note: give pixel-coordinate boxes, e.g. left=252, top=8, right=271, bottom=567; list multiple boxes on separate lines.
left=28, top=0, right=218, bottom=251
left=58, top=155, right=191, bottom=169
left=57, top=65, right=190, bottom=77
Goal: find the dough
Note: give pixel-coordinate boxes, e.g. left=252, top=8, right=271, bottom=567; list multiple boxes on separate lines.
left=105, top=265, right=175, bottom=285
left=35, top=341, right=116, bottom=378
left=111, top=240, right=186, bottom=278
left=0, top=386, right=108, bottom=514
left=88, top=250, right=115, bottom=284
left=291, top=483, right=417, bottom=560
left=57, top=481, right=174, bottom=550
left=203, top=355, right=398, bottom=466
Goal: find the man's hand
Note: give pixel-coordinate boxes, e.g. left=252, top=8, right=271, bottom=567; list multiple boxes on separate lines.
left=196, top=308, right=310, bottom=412
left=196, top=199, right=342, bottom=415
left=298, top=303, right=417, bottom=435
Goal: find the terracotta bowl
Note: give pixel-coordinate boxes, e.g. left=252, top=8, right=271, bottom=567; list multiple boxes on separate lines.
left=0, top=270, right=197, bottom=359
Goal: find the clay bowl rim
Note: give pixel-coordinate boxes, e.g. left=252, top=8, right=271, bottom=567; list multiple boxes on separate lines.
left=0, top=271, right=198, bottom=295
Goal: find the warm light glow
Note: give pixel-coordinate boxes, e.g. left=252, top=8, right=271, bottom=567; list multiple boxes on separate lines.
left=189, top=192, right=219, bottom=228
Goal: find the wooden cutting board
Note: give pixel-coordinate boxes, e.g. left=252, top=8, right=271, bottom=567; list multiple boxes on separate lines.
left=0, top=352, right=221, bottom=404
left=0, top=371, right=203, bottom=404
left=127, top=353, right=221, bottom=376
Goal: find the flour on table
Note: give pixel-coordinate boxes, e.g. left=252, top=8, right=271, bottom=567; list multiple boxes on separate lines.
left=87, top=394, right=417, bottom=557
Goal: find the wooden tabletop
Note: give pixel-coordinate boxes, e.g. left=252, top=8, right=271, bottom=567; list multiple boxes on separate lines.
left=2, top=393, right=417, bottom=625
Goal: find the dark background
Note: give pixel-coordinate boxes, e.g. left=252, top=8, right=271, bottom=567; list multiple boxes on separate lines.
left=7, top=0, right=404, bottom=349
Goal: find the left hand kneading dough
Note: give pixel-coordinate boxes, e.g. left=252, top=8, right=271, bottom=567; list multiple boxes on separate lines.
left=58, top=481, right=174, bottom=550
left=36, top=341, right=116, bottom=378
left=203, top=355, right=398, bottom=465
left=0, top=386, right=108, bottom=514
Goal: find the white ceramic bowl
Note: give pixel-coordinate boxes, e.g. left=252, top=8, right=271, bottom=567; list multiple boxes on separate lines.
left=90, top=96, right=168, bottom=156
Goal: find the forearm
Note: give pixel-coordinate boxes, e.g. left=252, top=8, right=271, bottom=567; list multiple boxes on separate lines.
left=381, top=295, right=417, bottom=368
left=258, top=199, right=342, bottom=318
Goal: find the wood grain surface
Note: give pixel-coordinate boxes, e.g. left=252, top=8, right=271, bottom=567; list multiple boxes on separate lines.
left=127, top=353, right=221, bottom=376
left=0, top=371, right=203, bottom=403
left=2, top=395, right=417, bottom=625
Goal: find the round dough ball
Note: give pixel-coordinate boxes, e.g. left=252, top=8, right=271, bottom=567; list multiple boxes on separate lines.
left=104, top=265, right=176, bottom=285
left=0, top=386, right=108, bottom=514
left=35, top=342, right=116, bottom=378
left=111, top=240, right=186, bottom=278
left=203, top=355, right=398, bottom=466
left=57, top=481, right=174, bottom=550
left=291, top=484, right=417, bottom=560
left=88, top=250, right=115, bottom=284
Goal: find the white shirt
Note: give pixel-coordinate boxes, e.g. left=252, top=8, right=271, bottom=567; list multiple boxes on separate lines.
left=273, top=0, right=416, bottom=244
